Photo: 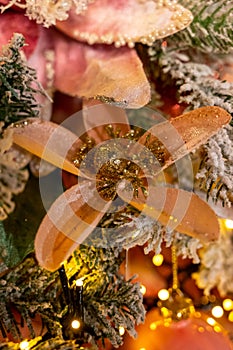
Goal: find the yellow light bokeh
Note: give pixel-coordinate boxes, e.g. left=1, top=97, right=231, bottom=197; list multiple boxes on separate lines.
left=207, top=317, right=216, bottom=326
left=223, top=298, right=233, bottom=311
left=76, top=279, right=84, bottom=287
left=224, top=219, right=233, bottom=230
left=158, top=289, right=169, bottom=301
left=149, top=322, right=157, bottom=331
left=211, top=305, right=224, bottom=318
left=140, top=284, right=147, bottom=295
left=71, top=319, right=81, bottom=329
left=19, top=341, right=30, bottom=350
left=152, top=254, right=164, bottom=266
left=228, top=311, right=233, bottom=322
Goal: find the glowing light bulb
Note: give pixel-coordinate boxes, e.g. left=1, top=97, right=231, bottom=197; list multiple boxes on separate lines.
left=76, top=279, right=84, bottom=287
left=119, top=326, right=125, bottom=336
left=19, top=340, right=30, bottom=350
left=223, top=298, right=233, bottom=311
left=212, top=305, right=224, bottom=318
left=140, top=284, right=147, bottom=295
left=150, top=322, right=157, bottom=331
left=224, top=219, right=233, bottom=230
left=207, top=317, right=216, bottom=326
left=158, top=289, right=169, bottom=301
left=228, top=311, right=233, bottom=322
left=71, top=319, right=81, bottom=329
left=152, top=254, right=164, bottom=266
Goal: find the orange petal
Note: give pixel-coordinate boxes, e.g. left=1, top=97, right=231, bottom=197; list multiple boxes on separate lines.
left=117, top=185, right=219, bottom=243
left=134, top=106, right=231, bottom=173
left=12, top=118, right=82, bottom=175
left=35, top=181, right=111, bottom=271
left=56, top=0, right=193, bottom=47
left=53, top=30, right=150, bottom=108
left=82, top=99, right=131, bottom=144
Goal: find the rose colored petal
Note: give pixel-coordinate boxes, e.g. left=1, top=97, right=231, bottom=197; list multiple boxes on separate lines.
left=0, top=11, right=39, bottom=57
left=82, top=100, right=131, bottom=143
left=35, top=181, right=111, bottom=271
left=53, top=30, right=150, bottom=108
left=12, top=118, right=82, bottom=175
left=133, top=106, right=231, bottom=174
left=56, top=0, right=193, bottom=47
left=117, top=185, right=219, bottom=243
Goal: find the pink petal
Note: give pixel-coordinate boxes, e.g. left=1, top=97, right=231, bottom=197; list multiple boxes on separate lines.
left=53, top=29, right=150, bottom=108
left=117, top=185, right=219, bottom=243
left=35, top=181, right=111, bottom=271
left=133, top=106, right=231, bottom=174
left=0, top=10, right=39, bottom=57
left=12, top=118, right=82, bottom=175
left=56, top=0, right=193, bottom=47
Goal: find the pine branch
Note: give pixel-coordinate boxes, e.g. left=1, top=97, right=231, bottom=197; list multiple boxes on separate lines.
left=170, top=0, right=233, bottom=53
left=0, top=33, right=44, bottom=129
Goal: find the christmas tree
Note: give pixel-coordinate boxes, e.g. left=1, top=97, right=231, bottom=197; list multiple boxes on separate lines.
left=0, top=1, right=233, bottom=349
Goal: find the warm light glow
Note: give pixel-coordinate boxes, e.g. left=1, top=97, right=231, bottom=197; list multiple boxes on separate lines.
left=71, top=319, right=81, bottom=329
left=19, top=341, right=30, bottom=350
left=152, top=254, right=164, bottom=266
left=119, top=326, right=125, bottom=336
left=228, top=311, right=233, bottom=322
left=214, top=325, right=222, bottom=333
left=160, top=307, right=170, bottom=318
left=76, top=279, right=84, bottom=287
left=212, top=305, right=224, bottom=318
left=140, top=284, right=147, bottom=295
left=177, top=312, right=182, bottom=319
left=223, top=298, right=233, bottom=311
left=207, top=317, right=216, bottom=326
left=224, top=219, right=233, bottom=229
left=149, top=322, right=157, bottom=331
left=139, top=348, right=146, bottom=350
left=158, top=289, right=169, bottom=301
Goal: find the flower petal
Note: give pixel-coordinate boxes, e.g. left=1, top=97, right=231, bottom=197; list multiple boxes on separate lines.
left=56, top=0, right=193, bottom=47
left=35, top=181, right=111, bottom=271
left=53, top=30, right=150, bottom=108
left=133, top=106, right=231, bottom=174
left=82, top=99, right=131, bottom=144
left=117, top=185, right=219, bottom=243
left=12, top=118, right=81, bottom=175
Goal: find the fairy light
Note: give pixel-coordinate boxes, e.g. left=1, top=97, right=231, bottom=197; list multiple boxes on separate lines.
left=71, top=319, right=81, bottom=329
left=223, top=298, right=233, bottom=311
left=228, top=311, right=233, bottom=322
left=152, top=254, right=164, bottom=266
left=211, top=305, right=224, bottom=318
left=150, top=322, right=157, bottom=331
left=119, top=326, right=125, bottom=336
left=140, top=284, right=147, bottom=295
left=76, top=279, right=84, bottom=287
left=158, top=289, right=169, bottom=301
left=224, top=219, right=233, bottom=230
left=207, top=317, right=216, bottom=326
left=19, top=340, right=30, bottom=350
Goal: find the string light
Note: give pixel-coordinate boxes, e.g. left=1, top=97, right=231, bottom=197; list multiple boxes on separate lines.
left=211, top=305, right=224, bottom=318
left=19, top=340, right=30, bottom=350
left=152, top=254, right=164, bottom=266
left=222, top=298, right=233, bottom=311
left=228, top=311, right=233, bottom=322
left=224, top=219, right=233, bottom=230
left=76, top=279, right=84, bottom=287
left=140, top=284, right=147, bottom=295
left=158, top=289, right=169, bottom=301
left=119, top=326, right=125, bottom=336
left=207, top=317, right=216, bottom=326
left=71, top=319, right=81, bottom=329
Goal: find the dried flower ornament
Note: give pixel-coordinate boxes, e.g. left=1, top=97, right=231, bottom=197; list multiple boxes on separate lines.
left=12, top=103, right=231, bottom=271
